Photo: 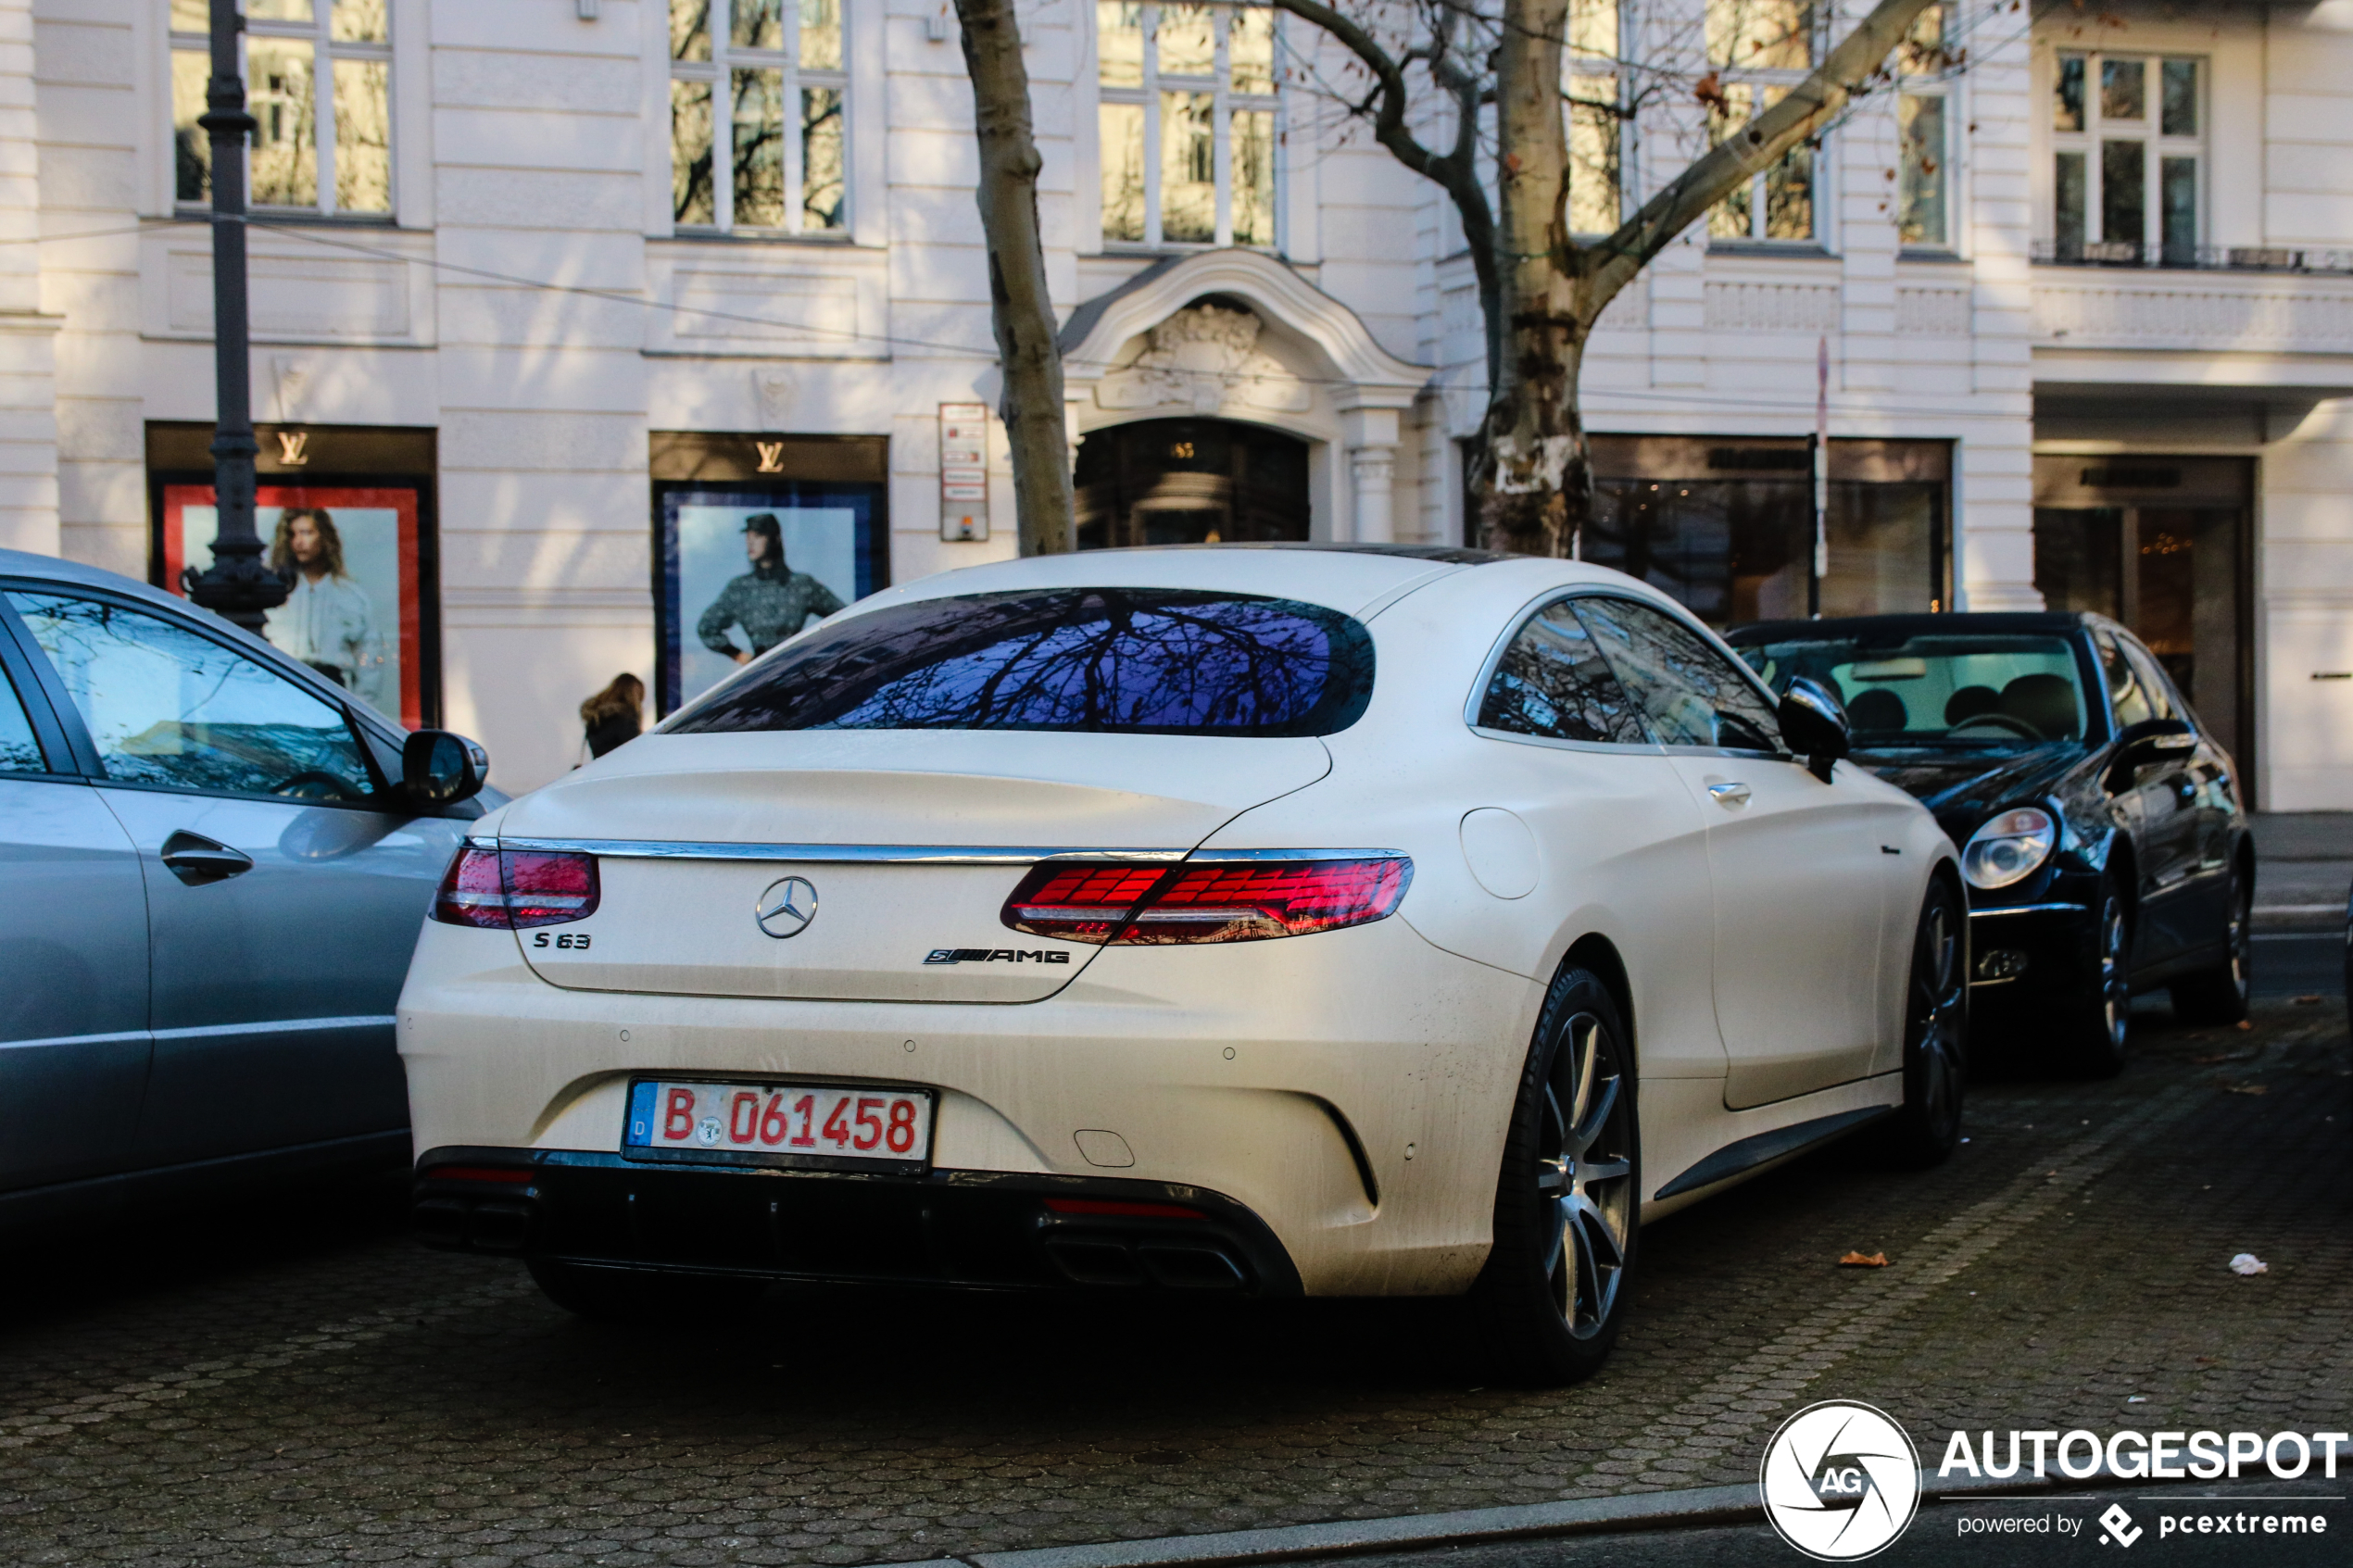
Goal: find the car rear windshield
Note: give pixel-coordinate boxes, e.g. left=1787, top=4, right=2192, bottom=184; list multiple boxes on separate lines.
left=665, top=588, right=1376, bottom=737
left=1737, top=633, right=2089, bottom=746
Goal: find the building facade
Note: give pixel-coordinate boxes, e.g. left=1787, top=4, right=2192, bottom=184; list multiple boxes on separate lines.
left=3, top=0, right=2350, bottom=802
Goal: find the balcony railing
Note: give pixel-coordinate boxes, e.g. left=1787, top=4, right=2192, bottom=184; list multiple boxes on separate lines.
left=2032, top=240, right=2353, bottom=275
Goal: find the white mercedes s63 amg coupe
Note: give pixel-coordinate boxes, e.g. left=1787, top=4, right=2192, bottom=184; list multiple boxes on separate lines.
left=400, top=545, right=1965, bottom=1384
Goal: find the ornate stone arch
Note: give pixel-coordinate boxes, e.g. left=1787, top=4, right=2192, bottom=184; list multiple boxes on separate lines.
left=1059, top=249, right=1432, bottom=543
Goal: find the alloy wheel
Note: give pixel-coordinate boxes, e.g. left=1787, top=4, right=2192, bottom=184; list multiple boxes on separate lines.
left=1908, top=892, right=1968, bottom=1139
left=1533, top=1012, right=1636, bottom=1340
left=2221, top=872, right=2251, bottom=1005
left=2095, top=896, right=2131, bottom=1051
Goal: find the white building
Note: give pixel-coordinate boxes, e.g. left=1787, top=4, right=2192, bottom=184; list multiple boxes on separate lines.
left=3, top=0, right=2350, bottom=803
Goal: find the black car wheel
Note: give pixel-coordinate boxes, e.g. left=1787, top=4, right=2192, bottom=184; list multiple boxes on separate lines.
left=2051, top=875, right=2133, bottom=1077
left=1470, top=965, right=1639, bottom=1387
left=2171, top=862, right=2252, bottom=1026
left=529, top=1260, right=766, bottom=1324
left=1873, top=879, right=1968, bottom=1166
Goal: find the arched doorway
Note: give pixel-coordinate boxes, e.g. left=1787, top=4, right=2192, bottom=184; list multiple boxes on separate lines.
left=1074, top=418, right=1311, bottom=550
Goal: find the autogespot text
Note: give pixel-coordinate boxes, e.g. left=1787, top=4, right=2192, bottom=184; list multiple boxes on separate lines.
left=1938, top=1428, right=2350, bottom=1480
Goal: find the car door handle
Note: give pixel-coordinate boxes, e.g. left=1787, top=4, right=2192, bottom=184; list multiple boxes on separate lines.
left=1707, top=782, right=1752, bottom=809
left=160, top=830, right=255, bottom=885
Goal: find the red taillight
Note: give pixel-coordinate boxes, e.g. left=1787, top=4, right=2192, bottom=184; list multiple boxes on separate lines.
left=1001, top=856, right=1409, bottom=946
left=431, top=845, right=600, bottom=930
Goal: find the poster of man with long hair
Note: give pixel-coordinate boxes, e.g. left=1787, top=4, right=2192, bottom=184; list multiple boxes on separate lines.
left=161, top=484, right=424, bottom=728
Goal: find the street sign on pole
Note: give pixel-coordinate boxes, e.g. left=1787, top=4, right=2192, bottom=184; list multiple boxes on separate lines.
left=939, top=402, right=990, bottom=542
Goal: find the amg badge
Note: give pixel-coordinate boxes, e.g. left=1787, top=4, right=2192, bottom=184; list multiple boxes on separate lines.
left=925, top=948, right=1073, bottom=965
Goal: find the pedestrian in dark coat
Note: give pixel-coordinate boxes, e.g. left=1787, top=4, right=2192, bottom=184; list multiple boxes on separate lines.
left=580, top=673, right=645, bottom=761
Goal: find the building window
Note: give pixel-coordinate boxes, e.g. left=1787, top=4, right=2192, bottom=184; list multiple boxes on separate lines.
left=170, top=0, right=393, bottom=216
left=670, top=0, right=847, bottom=236
left=1705, top=1, right=1821, bottom=245
left=2050, top=50, right=2200, bottom=265
left=1896, top=4, right=1952, bottom=248
left=1098, top=3, right=1278, bottom=249
left=1566, top=0, right=1623, bottom=235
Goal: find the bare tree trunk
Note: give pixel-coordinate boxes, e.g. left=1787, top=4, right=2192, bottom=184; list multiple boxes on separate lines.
left=952, top=0, right=1075, bottom=556
left=1473, top=0, right=1585, bottom=558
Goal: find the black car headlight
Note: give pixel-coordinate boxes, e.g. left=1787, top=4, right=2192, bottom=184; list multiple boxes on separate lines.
left=1962, top=807, right=2057, bottom=891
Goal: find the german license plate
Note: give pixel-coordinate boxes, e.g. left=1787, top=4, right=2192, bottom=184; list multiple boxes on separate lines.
left=623, top=1079, right=935, bottom=1171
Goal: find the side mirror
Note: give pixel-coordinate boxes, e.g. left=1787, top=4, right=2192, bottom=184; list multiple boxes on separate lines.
left=2104, top=716, right=2194, bottom=792
left=1779, top=677, right=1851, bottom=784
left=400, top=730, right=488, bottom=809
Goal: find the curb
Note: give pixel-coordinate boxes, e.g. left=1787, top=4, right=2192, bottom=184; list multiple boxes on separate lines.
left=925, top=1469, right=2183, bottom=1568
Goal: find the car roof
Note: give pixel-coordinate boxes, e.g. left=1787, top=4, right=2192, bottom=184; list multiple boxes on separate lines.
left=1724, top=611, right=2090, bottom=644
left=840, top=541, right=1531, bottom=620
left=0, top=546, right=196, bottom=611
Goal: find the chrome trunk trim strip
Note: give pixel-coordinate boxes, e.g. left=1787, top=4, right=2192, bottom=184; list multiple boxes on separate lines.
left=492, top=838, right=1409, bottom=867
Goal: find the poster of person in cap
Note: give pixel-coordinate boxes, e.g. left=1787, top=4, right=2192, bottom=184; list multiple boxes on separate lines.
left=696, top=512, right=847, bottom=667
left=663, top=495, right=868, bottom=709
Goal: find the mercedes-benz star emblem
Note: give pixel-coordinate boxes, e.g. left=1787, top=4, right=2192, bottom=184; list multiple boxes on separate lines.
left=754, top=876, right=819, bottom=939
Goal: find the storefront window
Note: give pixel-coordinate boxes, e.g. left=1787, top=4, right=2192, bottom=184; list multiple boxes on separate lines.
left=170, top=0, right=393, bottom=216
left=2031, top=456, right=2249, bottom=773
left=650, top=433, right=887, bottom=714
left=147, top=422, right=439, bottom=729
left=1098, top=3, right=1280, bottom=249
left=1572, top=438, right=1950, bottom=627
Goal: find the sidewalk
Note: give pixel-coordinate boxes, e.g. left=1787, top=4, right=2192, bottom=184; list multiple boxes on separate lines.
left=2249, top=813, right=2353, bottom=931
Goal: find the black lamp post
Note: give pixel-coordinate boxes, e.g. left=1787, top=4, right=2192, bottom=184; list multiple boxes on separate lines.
left=183, top=0, right=286, bottom=634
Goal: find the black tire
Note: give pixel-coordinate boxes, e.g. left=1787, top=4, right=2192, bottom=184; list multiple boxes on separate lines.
left=2171, top=860, right=2252, bottom=1026
left=1872, top=877, right=1969, bottom=1167
left=2050, top=872, right=2133, bottom=1077
left=1470, top=965, right=1639, bottom=1387
left=528, top=1259, right=766, bottom=1324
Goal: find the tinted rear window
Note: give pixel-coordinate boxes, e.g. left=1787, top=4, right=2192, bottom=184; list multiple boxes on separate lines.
left=665, top=589, right=1375, bottom=737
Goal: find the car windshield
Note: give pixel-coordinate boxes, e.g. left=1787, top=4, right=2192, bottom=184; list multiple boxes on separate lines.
left=1735, top=633, right=2090, bottom=748
left=665, top=588, right=1376, bottom=737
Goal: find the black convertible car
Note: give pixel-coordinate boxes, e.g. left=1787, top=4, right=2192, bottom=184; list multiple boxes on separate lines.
left=1728, top=613, right=2252, bottom=1075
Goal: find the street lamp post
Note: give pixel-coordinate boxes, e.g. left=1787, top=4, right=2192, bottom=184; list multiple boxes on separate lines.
left=183, top=0, right=286, bottom=634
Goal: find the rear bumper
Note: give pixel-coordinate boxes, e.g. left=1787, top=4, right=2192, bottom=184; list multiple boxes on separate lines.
left=396, top=913, right=1538, bottom=1298
left=413, top=1149, right=1302, bottom=1296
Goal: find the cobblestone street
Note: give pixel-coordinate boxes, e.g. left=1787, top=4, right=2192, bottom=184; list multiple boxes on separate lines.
left=1, top=999, right=2345, bottom=1568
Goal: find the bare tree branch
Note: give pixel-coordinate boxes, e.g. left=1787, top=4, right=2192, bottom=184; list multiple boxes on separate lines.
left=1269, top=0, right=1503, bottom=387
left=1580, top=0, right=1941, bottom=313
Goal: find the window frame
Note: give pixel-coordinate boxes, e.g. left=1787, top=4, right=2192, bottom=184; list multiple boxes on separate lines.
left=1570, top=591, right=1793, bottom=759
left=1894, top=4, right=1957, bottom=254
left=0, top=600, right=78, bottom=782
left=168, top=0, right=396, bottom=220
left=1563, top=0, right=1629, bottom=238
left=1092, top=2, right=1284, bottom=253
left=1705, top=1, right=1829, bottom=249
left=1466, top=588, right=1791, bottom=759
left=667, top=0, right=851, bottom=239
left=0, top=580, right=404, bottom=809
left=2047, top=48, right=2205, bottom=266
